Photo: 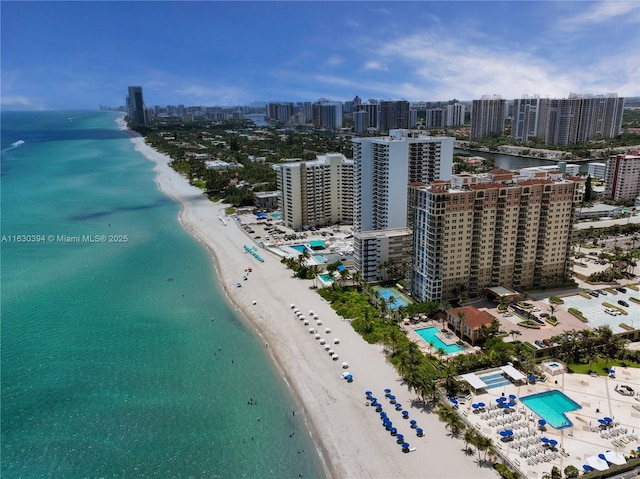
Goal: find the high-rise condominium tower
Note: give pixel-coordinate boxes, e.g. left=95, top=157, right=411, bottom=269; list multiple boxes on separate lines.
left=604, top=153, right=640, bottom=202
left=352, top=129, right=454, bottom=282
left=410, top=170, right=584, bottom=302
left=275, top=154, right=353, bottom=230
left=470, top=96, right=506, bottom=139
left=126, top=86, right=146, bottom=124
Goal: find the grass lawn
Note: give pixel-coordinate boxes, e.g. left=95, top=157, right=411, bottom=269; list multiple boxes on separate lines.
left=569, top=358, right=640, bottom=375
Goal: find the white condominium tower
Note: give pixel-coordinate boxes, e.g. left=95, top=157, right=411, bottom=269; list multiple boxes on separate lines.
left=352, top=129, right=454, bottom=282
left=410, top=170, right=584, bottom=302
left=470, top=96, right=506, bottom=139
left=352, top=129, right=454, bottom=232
left=276, top=153, right=353, bottom=230
left=512, top=94, right=624, bottom=145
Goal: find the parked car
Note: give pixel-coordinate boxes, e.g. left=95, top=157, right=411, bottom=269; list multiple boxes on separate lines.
left=540, top=313, right=550, bottom=318
left=535, top=340, right=546, bottom=348
left=542, top=339, right=553, bottom=347
left=616, top=287, right=627, bottom=293
left=588, top=290, right=599, bottom=297
left=598, top=290, right=608, bottom=296
left=618, top=300, right=629, bottom=307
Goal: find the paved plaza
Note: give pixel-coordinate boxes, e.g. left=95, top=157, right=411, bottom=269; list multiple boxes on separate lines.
left=460, top=367, right=640, bottom=478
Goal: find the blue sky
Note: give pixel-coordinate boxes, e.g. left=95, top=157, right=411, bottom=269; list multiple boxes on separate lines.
left=2, top=1, right=639, bottom=110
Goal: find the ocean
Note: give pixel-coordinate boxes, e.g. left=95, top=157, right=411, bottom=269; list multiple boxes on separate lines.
left=0, top=111, right=324, bottom=478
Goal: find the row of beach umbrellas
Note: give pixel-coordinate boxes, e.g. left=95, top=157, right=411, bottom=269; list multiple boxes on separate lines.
left=244, top=244, right=264, bottom=262
left=365, top=389, right=421, bottom=453
left=291, top=303, right=347, bottom=377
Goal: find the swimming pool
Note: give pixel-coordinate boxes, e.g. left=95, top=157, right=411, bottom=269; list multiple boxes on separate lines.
left=520, top=390, right=581, bottom=429
left=313, top=254, right=327, bottom=264
left=319, top=273, right=333, bottom=284
left=290, top=244, right=308, bottom=253
left=271, top=213, right=282, bottom=219
left=477, top=372, right=512, bottom=390
left=414, top=327, right=464, bottom=354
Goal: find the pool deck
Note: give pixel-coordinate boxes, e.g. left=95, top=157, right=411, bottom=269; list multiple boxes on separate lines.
left=458, top=367, right=640, bottom=478
left=402, top=320, right=474, bottom=357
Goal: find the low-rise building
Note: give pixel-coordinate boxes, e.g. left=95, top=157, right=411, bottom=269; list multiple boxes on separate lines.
left=446, top=306, right=496, bottom=346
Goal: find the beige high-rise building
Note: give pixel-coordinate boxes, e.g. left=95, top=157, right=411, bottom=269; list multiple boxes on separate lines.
left=276, top=153, right=353, bottom=230
left=604, top=153, right=640, bottom=202
left=410, top=170, right=584, bottom=302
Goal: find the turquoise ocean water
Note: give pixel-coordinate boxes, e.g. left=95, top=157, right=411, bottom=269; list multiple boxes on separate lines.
left=1, top=111, right=324, bottom=478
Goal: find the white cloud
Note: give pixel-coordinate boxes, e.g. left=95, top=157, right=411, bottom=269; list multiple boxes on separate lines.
left=174, top=84, right=249, bottom=105
left=363, top=61, right=388, bottom=72
left=566, top=1, right=640, bottom=27
left=0, top=95, right=47, bottom=110
left=325, top=55, right=344, bottom=67
left=358, top=29, right=638, bottom=100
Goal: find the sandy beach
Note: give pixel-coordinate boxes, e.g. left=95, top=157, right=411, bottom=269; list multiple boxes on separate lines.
left=129, top=131, right=497, bottom=479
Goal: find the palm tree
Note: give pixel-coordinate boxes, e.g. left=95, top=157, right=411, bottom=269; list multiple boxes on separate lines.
left=338, top=268, right=350, bottom=287
left=455, top=310, right=466, bottom=337
left=436, top=403, right=464, bottom=436
left=463, top=428, right=477, bottom=455
left=438, top=300, right=451, bottom=327
left=509, top=329, right=522, bottom=342
left=308, top=265, right=321, bottom=289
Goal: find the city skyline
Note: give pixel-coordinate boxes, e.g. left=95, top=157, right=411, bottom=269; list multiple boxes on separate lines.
left=2, top=1, right=639, bottom=111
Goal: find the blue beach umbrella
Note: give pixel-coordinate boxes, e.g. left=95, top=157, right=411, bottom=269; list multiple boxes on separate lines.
left=500, top=431, right=509, bottom=437
left=396, top=434, right=404, bottom=444
left=549, top=439, right=558, bottom=447
left=477, top=402, right=486, bottom=408
left=384, top=388, right=391, bottom=397
left=603, top=417, right=613, bottom=423
left=583, top=465, right=594, bottom=472
left=410, top=420, right=417, bottom=429
left=472, top=403, right=479, bottom=409
left=541, top=437, right=549, bottom=444
left=365, top=391, right=373, bottom=398
left=345, top=374, right=353, bottom=382
left=538, top=419, right=547, bottom=427
left=598, top=419, right=607, bottom=426
left=390, top=427, right=397, bottom=436
left=370, top=397, right=377, bottom=403
left=380, top=412, right=387, bottom=418
left=402, top=411, right=409, bottom=418
left=389, top=395, right=396, bottom=404
left=450, top=398, right=458, bottom=405
left=508, top=401, right=516, bottom=407
left=395, top=403, right=403, bottom=410
left=416, top=428, right=424, bottom=437
left=509, top=394, right=517, bottom=400
left=401, top=442, right=410, bottom=452
left=496, top=397, right=506, bottom=403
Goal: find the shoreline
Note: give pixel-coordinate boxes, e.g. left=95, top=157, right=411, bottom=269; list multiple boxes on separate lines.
left=124, top=120, right=497, bottom=478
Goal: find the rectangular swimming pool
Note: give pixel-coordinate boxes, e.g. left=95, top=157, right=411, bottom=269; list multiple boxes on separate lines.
left=477, top=372, right=512, bottom=390
left=520, top=390, right=581, bottom=429
left=414, top=327, right=464, bottom=354
left=290, top=244, right=308, bottom=253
